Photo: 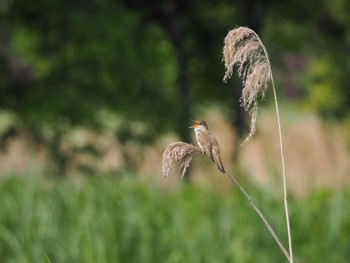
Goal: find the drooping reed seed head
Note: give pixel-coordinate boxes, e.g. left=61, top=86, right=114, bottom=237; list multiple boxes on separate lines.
left=223, top=27, right=272, bottom=145
left=162, top=142, right=202, bottom=178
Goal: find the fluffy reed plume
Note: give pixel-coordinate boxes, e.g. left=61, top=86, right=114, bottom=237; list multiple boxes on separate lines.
left=162, top=142, right=202, bottom=178
left=223, top=27, right=293, bottom=262
left=223, top=27, right=271, bottom=145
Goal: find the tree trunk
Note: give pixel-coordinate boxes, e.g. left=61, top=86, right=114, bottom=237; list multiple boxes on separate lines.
left=164, top=0, right=192, bottom=180
left=165, top=1, right=191, bottom=143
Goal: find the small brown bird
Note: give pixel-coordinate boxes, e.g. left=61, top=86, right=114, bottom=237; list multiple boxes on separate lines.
left=189, top=120, right=225, bottom=173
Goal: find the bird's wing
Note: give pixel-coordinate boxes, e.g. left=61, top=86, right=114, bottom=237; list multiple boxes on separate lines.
left=199, top=131, right=225, bottom=173
left=198, top=131, right=214, bottom=161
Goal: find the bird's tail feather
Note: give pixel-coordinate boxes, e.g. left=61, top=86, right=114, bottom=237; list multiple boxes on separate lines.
left=213, top=152, right=225, bottom=173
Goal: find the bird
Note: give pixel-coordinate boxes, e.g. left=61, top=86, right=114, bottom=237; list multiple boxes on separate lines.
left=189, top=120, right=225, bottom=173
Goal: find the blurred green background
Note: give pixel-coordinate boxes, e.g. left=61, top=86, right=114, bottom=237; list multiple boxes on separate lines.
left=1, top=0, right=350, bottom=262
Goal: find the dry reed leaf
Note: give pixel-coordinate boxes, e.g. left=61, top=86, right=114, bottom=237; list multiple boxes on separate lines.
left=162, top=142, right=202, bottom=178
left=223, top=27, right=272, bottom=145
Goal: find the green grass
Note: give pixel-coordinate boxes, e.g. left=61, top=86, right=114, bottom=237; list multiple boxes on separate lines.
left=0, top=174, right=349, bottom=263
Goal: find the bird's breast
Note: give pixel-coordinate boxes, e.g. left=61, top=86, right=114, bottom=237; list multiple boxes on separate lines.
left=197, top=131, right=211, bottom=148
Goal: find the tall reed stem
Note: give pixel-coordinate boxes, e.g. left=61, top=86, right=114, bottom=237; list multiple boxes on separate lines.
left=270, top=75, right=293, bottom=262
left=253, top=30, right=294, bottom=262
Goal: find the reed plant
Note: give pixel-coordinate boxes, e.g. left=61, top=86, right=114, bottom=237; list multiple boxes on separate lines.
left=162, top=27, right=293, bottom=262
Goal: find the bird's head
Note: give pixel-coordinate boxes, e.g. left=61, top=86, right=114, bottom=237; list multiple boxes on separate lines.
left=189, top=120, right=209, bottom=132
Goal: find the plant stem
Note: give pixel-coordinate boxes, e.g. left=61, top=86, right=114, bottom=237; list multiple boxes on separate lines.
left=225, top=171, right=291, bottom=262
left=252, top=31, right=293, bottom=263
left=270, top=75, right=293, bottom=263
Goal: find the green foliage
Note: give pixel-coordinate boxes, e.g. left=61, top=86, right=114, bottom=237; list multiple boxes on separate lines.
left=306, top=57, right=346, bottom=116
left=302, top=48, right=350, bottom=121
left=1, top=0, right=184, bottom=171
left=0, top=175, right=349, bottom=262
left=5, top=1, right=177, bottom=130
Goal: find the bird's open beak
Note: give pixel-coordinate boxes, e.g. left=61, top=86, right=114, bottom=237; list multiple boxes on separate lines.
left=189, top=120, right=198, bottom=129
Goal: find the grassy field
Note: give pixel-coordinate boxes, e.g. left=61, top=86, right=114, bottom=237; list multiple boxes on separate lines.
left=0, top=174, right=349, bottom=263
